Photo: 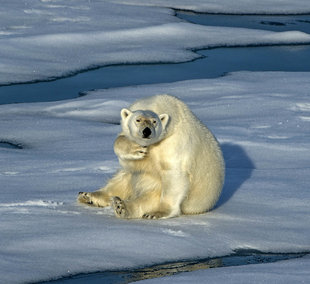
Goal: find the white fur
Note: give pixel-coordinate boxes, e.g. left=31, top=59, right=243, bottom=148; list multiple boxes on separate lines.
left=78, top=95, right=225, bottom=219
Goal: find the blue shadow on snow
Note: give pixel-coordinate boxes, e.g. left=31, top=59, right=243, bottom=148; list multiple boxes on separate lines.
left=216, top=143, right=255, bottom=208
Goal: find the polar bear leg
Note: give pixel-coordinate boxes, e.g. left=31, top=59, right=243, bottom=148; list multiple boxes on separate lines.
left=143, top=170, right=189, bottom=219
left=112, top=187, right=161, bottom=219
left=114, top=135, right=147, bottom=160
left=112, top=171, right=189, bottom=220
left=77, top=170, right=133, bottom=207
left=78, top=191, right=111, bottom=207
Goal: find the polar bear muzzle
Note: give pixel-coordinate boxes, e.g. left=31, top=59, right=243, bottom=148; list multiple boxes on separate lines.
left=120, top=108, right=170, bottom=146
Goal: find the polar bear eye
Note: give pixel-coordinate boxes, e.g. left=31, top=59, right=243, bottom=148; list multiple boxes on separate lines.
left=152, top=120, right=157, bottom=125
left=136, top=119, right=141, bottom=123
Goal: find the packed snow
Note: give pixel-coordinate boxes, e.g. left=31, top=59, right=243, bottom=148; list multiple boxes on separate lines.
left=1, top=0, right=310, bottom=85
left=1, top=1, right=310, bottom=283
left=1, top=72, right=310, bottom=283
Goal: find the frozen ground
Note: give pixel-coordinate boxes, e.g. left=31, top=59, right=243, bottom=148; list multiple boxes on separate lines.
left=1, top=1, right=310, bottom=283
left=1, top=72, right=310, bottom=283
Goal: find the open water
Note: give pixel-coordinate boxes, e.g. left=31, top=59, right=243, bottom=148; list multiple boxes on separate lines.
left=41, top=250, right=307, bottom=284
left=0, top=13, right=310, bottom=104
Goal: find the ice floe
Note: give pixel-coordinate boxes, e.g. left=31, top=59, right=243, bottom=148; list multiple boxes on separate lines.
left=0, top=72, right=309, bottom=283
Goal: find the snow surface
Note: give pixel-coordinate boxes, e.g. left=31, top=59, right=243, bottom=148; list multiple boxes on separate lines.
left=1, top=0, right=310, bottom=85
left=1, top=72, right=310, bottom=283
left=1, top=1, right=310, bottom=283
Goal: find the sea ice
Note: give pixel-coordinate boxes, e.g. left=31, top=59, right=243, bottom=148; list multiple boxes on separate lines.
left=1, top=1, right=310, bottom=283
left=1, top=1, right=310, bottom=85
left=0, top=72, right=309, bottom=283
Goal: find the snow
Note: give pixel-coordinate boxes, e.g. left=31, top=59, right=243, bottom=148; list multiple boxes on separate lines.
left=1, top=1, right=310, bottom=283
left=1, top=72, right=310, bottom=283
left=1, top=0, right=310, bottom=85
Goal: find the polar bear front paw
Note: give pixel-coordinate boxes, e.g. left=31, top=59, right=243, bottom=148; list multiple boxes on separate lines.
left=133, top=145, right=148, bottom=159
left=112, top=196, right=129, bottom=218
left=121, top=145, right=147, bottom=160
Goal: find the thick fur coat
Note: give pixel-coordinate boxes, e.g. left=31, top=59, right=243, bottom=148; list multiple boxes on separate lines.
left=78, top=95, right=225, bottom=219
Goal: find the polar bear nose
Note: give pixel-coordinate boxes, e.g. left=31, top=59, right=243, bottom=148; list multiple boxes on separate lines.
left=142, top=127, right=152, bottom=138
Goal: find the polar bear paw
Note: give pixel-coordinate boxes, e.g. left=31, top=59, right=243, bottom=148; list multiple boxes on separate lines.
left=112, top=196, right=129, bottom=218
left=133, top=145, right=148, bottom=159
left=78, top=192, right=93, bottom=205
left=121, top=145, right=147, bottom=160
left=142, top=212, right=166, bottom=220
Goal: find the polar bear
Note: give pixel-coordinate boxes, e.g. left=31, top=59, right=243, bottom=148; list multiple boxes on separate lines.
left=78, top=94, right=225, bottom=219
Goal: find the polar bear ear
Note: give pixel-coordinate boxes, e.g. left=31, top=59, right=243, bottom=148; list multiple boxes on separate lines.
left=159, top=113, right=169, bottom=129
left=120, top=108, right=132, bottom=121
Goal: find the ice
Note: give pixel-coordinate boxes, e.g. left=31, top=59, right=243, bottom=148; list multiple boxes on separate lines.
left=1, top=72, right=310, bottom=283
left=1, top=1, right=310, bottom=283
left=1, top=1, right=310, bottom=85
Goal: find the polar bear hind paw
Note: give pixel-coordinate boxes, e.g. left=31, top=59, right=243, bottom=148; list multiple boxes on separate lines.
left=112, top=196, right=129, bottom=218
left=142, top=212, right=167, bottom=220
left=78, top=192, right=93, bottom=205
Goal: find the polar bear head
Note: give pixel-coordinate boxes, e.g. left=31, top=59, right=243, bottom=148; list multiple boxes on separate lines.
left=120, top=108, right=169, bottom=146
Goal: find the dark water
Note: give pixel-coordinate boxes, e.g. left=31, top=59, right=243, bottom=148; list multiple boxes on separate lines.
left=1, top=13, right=310, bottom=104
left=41, top=250, right=307, bottom=284
left=2, top=45, right=310, bottom=105
left=177, top=12, right=310, bottom=33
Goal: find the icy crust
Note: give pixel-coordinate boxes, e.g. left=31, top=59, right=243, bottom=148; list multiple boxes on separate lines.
left=114, top=0, right=310, bottom=14
left=0, top=72, right=309, bottom=283
left=1, top=1, right=310, bottom=85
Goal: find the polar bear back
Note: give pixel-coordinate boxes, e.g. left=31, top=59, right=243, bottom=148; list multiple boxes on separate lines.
left=129, top=95, right=218, bottom=145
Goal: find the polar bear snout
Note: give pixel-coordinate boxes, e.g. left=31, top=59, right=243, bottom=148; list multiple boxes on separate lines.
left=142, top=127, right=152, bottom=138
left=121, top=109, right=168, bottom=146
